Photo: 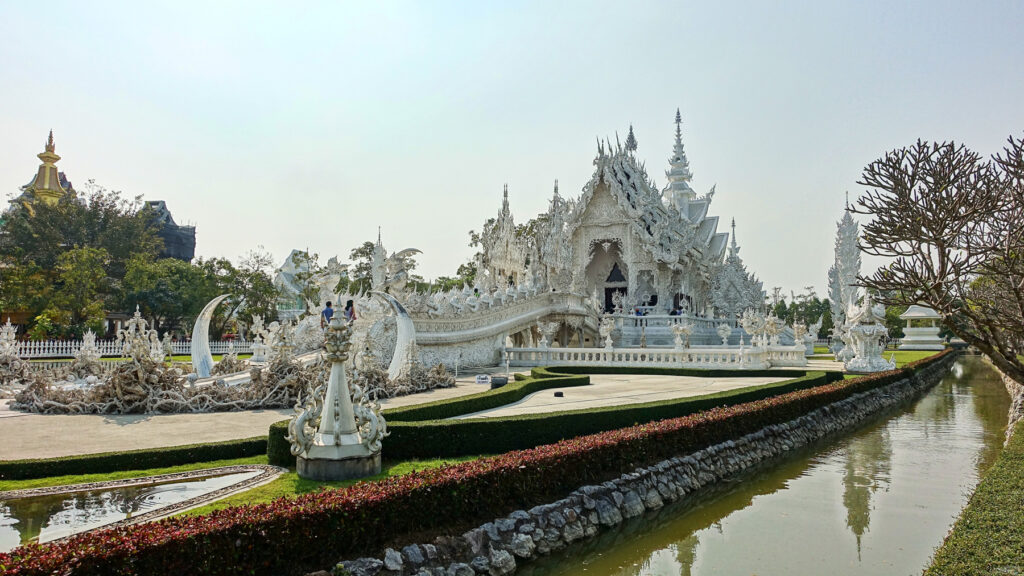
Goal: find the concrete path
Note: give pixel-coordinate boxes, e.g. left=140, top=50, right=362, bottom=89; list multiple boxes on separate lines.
left=455, top=374, right=789, bottom=419
left=0, top=377, right=493, bottom=461
left=0, top=364, right=830, bottom=460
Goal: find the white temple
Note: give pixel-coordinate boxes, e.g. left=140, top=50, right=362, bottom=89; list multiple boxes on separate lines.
left=478, top=110, right=749, bottom=318
left=278, top=111, right=802, bottom=371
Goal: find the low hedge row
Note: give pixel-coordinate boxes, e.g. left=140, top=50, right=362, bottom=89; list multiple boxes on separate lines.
left=924, top=416, right=1024, bottom=575
left=0, top=437, right=267, bottom=481
left=268, top=368, right=834, bottom=465
left=2, top=349, right=953, bottom=576
left=267, top=372, right=592, bottom=465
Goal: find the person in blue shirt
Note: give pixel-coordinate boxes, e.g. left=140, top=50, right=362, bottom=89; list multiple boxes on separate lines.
left=320, top=301, right=334, bottom=329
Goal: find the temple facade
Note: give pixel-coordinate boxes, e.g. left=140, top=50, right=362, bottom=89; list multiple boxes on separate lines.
left=478, top=111, right=759, bottom=317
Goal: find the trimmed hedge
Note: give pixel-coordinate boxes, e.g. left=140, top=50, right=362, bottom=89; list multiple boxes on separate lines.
left=2, top=349, right=954, bottom=576
left=924, top=418, right=1024, bottom=575
left=382, top=371, right=839, bottom=459
left=269, top=367, right=830, bottom=465
left=267, top=372, right=592, bottom=465
left=0, top=437, right=267, bottom=481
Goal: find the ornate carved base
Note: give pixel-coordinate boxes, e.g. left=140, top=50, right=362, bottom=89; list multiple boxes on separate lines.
left=297, top=453, right=381, bottom=482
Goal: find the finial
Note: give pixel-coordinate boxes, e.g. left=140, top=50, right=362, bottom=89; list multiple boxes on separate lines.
left=845, top=191, right=849, bottom=210
left=553, top=179, right=559, bottom=196
left=503, top=183, right=508, bottom=198
left=625, top=124, right=637, bottom=152
left=674, top=109, right=682, bottom=141
left=377, top=226, right=382, bottom=246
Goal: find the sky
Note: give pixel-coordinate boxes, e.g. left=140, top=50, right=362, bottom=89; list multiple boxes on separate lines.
left=2, top=1, right=1023, bottom=299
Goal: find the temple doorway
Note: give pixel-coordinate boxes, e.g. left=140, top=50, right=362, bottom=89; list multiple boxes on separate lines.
left=585, top=240, right=627, bottom=313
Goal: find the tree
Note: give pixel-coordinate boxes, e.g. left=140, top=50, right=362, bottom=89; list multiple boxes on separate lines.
left=0, top=182, right=162, bottom=334
left=45, top=247, right=110, bottom=337
left=346, top=242, right=376, bottom=294
left=121, top=255, right=213, bottom=335
left=288, top=250, right=323, bottom=311
left=854, top=136, right=1024, bottom=385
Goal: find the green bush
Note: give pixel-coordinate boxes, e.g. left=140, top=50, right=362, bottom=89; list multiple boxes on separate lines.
left=383, top=372, right=590, bottom=422
left=0, top=437, right=267, bottom=481
left=382, top=370, right=840, bottom=459
left=268, top=368, right=840, bottom=465
left=267, top=420, right=293, bottom=467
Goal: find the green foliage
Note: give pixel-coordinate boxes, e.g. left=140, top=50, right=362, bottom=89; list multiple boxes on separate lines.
left=121, top=255, right=214, bottom=335
left=0, top=437, right=267, bottom=481
left=43, top=246, right=110, bottom=337
left=345, top=241, right=376, bottom=294
left=0, top=183, right=162, bottom=336
left=925, top=419, right=1024, bottom=575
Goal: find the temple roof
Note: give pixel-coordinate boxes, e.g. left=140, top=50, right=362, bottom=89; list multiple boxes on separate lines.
left=566, top=117, right=728, bottom=271
left=900, top=305, right=941, bottom=319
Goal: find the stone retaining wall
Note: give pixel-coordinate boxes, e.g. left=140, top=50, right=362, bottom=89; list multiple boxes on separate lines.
left=331, top=355, right=956, bottom=576
left=1000, top=370, right=1024, bottom=442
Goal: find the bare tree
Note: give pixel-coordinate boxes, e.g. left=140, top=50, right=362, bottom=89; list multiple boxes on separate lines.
left=853, top=136, right=1024, bottom=385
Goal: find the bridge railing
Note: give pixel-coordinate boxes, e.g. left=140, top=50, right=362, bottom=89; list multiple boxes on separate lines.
left=506, top=344, right=808, bottom=370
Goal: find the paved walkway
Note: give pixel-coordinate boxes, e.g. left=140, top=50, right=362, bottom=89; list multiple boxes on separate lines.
left=0, top=364, right=832, bottom=460
left=0, top=376, right=493, bottom=461
left=455, top=374, right=789, bottom=419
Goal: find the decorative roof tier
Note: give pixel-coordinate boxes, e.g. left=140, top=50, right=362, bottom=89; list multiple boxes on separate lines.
left=899, top=305, right=941, bottom=319
left=15, top=130, right=75, bottom=208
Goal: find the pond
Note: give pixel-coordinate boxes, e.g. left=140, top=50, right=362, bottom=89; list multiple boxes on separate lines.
left=0, top=469, right=261, bottom=552
left=525, top=356, right=1009, bottom=576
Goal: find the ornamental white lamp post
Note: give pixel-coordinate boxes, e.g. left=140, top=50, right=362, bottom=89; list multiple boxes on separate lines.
left=287, top=315, right=387, bottom=481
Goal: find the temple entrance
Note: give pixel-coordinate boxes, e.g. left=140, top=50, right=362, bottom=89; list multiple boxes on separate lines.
left=585, top=240, right=627, bottom=313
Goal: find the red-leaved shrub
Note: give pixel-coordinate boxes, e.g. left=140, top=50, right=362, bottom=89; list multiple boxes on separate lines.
left=0, top=350, right=953, bottom=576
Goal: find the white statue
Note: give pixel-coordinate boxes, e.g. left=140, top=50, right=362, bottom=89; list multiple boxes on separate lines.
left=843, top=295, right=896, bottom=373
left=599, top=316, right=616, bottom=349
left=287, top=315, right=387, bottom=480
left=716, top=323, right=732, bottom=346
left=672, top=322, right=693, bottom=350
left=537, top=321, right=560, bottom=348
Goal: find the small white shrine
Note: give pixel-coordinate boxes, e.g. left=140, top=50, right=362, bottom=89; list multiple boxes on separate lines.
left=898, top=306, right=945, bottom=351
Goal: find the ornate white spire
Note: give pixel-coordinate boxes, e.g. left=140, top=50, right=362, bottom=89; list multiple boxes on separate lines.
left=501, top=183, right=510, bottom=216
left=729, top=217, right=739, bottom=257
left=625, top=124, right=637, bottom=153
left=664, top=108, right=696, bottom=210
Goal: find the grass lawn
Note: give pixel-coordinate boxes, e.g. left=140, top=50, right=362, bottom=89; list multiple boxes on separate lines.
left=813, top=345, right=831, bottom=354
left=181, top=454, right=484, bottom=516
left=925, top=419, right=1024, bottom=575
left=0, top=455, right=268, bottom=492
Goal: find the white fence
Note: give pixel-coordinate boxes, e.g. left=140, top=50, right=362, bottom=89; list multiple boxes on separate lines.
left=507, top=344, right=808, bottom=370
left=17, top=339, right=252, bottom=359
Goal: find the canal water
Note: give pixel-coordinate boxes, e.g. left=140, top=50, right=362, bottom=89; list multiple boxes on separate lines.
left=0, top=470, right=259, bottom=552
left=526, top=356, right=1009, bottom=576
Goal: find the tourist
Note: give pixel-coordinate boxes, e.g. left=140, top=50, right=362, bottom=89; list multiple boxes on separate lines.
left=344, top=300, right=357, bottom=323
left=320, top=301, right=334, bottom=329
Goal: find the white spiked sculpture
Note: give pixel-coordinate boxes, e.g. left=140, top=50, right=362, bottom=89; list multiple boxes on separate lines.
left=288, top=314, right=387, bottom=481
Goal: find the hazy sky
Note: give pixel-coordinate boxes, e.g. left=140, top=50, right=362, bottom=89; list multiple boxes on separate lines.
left=2, top=1, right=1022, bottom=298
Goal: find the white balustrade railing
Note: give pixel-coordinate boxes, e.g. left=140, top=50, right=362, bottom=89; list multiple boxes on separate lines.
left=613, top=313, right=723, bottom=331
left=506, top=343, right=810, bottom=370
left=17, top=339, right=252, bottom=359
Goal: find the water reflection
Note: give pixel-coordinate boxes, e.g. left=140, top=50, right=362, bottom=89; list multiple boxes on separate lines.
left=0, top=471, right=259, bottom=552
left=531, top=357, right=1010, bottom=576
